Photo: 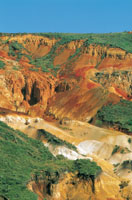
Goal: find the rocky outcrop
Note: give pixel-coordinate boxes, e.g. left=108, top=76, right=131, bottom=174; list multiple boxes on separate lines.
left=2, top=34, right=57, bottom=57
left=0, top=70, right=56, bottom=117
left=91, top=71, right=132, bottom=98
left=28, top=171, right=127, bottom=200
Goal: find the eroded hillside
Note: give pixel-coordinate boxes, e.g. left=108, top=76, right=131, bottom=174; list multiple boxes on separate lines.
left=0, top=32, right=132, bottom=120
left=0, top=32, right=132, bottom=200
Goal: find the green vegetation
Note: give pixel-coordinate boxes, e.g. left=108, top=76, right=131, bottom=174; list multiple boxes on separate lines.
left=1, top=32, right=131, bottom=52
left=34, top=157, right=102, bottom=187
left=68, top=48, right=81, bottom=61
left=0, top=121, right=53, bottom=200
left=8, top=41, right=32, bottom=62
left=113, top=163, right=120, bottom=167
left=121, top=160, right=132, bottom=170
left=13, top=66, right=20, bottom=71
left=74, top=159, right=102, bottom=180
left=120, top=149, right=125, bottom=154
left=128, top=138, right=132, bottom=143
left=95, top=119, right=103, bottom=127
left=0, top=60, right=5, bottom=69
left=37, top=129, right=77, bottom=151
left=0, top=121, right=101, bottom=199
left=8, top=41, right=24, bottom=57
left=95, top=99, right=132, bottom=133
left=112, top=145, right=120, bottom=155
left=119, top=181, right=129, bottom=189
left=29, top=68, right=39, bottom=72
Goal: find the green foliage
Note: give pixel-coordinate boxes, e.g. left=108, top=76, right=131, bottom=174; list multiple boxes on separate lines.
left=119, top=181, right=128, bottom=189
left=68, top=48, right=81, bottom=61
left=0, top=121, right=54, bottom=200
left=95, top=119, right=103, bottom=127
left=8, top=41, right=24, bottom=57
left=13, top=66, right=19, bottom=71
left=33, top=32, right=132, bottom=53
left=10, top=41, right=23, bottom=51
left=29, top=68, right=39, bottom=72
left=74, top=159, right=102, bottom=180
left=37, top=129, right=77, bottom=151
left=112, top=145, right=120, bottom=155
left=128, top=138, right=132, bottom=143
left=0, top=60, right=5, bottom=69
left=8, top=41, right=32, bottom=62
left=121, top=160, right=132, bottom=170
left=120, top=149, right=125, bottom=154
left=96, top=99, right=132, bottom=133
left=0, top=32, right=132, bottom=52
left=113, top=163, right=120, bottom=167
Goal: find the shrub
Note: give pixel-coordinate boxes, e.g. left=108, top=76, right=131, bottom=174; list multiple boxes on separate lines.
left=75, top=159, right=102, bottom=180
left=112, top=145, right=120, bottom=155
left=0, top=60, right=5, bottom=69
left=121, top=160, right=132, bottom=170
left=128, top=138, right=132, bottom=143
left=95, top=119, right=103, bottom=127
left=120, top=149, right=125, bottom=154
left=119, top=181, right=128, bottom=189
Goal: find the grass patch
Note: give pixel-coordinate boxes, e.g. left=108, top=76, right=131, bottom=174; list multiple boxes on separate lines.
left=37, top=129, right=77, bottom=151
left=128, top=138, right=132, bottom=143
left=0, top=60, right=5, bottom=69
left=95, top=99, right=132, bottom=133
left=112, top=145, right=120, bottom=155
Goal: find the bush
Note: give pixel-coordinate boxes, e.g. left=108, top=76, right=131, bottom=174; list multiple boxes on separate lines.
left=0, top=60, right=5, bottom=69
left=128, top=138, right=132, bottom=143
left=121, top=160, right=132, bottom=170
left=75, top=159, right=102, bottom=180
left=112, top=145, right=120, bottom=155
left=95, top=119, right=103, bottom=127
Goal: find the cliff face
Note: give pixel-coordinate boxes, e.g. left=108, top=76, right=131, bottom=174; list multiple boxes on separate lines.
left=1, top=34, right=57, bottom=58
left=28, top=171, right=128, bottom=200
left=0, top=69, right=56, bottom=117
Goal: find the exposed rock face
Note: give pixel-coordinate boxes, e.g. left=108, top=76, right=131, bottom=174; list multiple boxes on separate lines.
left=2, top=34, right=57, bottom=58
left=0, top=70, right=56, bottom=117
left=91, top=71, right=132, bottom=98
left=28, top=172, right=126, bottom=200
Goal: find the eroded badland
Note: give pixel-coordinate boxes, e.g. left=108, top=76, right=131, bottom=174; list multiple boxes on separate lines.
left=0, top=32, right=132, bottom=200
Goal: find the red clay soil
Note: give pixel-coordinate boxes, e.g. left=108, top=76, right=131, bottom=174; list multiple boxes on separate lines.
left=0, top=50, right=11, bottom=59
left=114, top=86, right=129, bottom=99
left=75, top=66, right=94, bottom=79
